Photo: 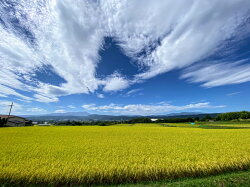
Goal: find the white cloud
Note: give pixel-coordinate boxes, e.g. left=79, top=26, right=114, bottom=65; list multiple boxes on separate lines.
left=82, top=102, right=225, bottom=115
left=0, top=0, right=102, bottom=102
left=27, top=107, right=47, bottom=113
left=68, top=105, right=76, bottom=109
left=0, top=93, right=7, bottom=98
left=227, top=92, right=241, bottom=96
left=0, top=101, right=23, bottom=115
left=54, top=109, right=66, bottom=113
left=0, top=0, right=250, bottom=103
left=0, top=85, right=33, bottom=101
left=103, top=73, right=130, bottom=92
left=0, top=100, right=49, bottom=115
left=181, top=61, right=250, bottom=87
left=97, top=94, right=105, bottom=98
left=0, top=101, right=48, bottom=115
left=134, top=1, right=250, bottom=79
left=125, top=88, right=143, bottom=96
left=34, top=94, right=59, bottom=103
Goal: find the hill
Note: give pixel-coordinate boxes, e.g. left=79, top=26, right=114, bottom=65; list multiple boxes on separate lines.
left=23, top=112, right=218, bottom=122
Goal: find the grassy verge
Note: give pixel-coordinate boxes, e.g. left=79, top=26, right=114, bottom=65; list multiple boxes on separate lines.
left=157, top=122, right=250, bottom=129
left=115, top=169, right=250, bottom=187
left=1, top=169, right=249, bottom=186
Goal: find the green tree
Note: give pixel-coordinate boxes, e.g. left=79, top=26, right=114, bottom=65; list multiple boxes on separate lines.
left=216, top=111, right=250, bottom=121
left=0, top=118, right=7, bottom=127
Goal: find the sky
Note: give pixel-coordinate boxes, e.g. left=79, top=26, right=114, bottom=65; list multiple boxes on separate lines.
left=0, top=0, right=250, bottom=116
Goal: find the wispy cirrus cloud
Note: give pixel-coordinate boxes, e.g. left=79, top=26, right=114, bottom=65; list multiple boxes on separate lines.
left=68, top=105, right=76, bottom=109
left=181, top=61, right=250, bottom=87
left=96, top=94, right=105, bottom=99
left=126, top=89, right=142, bottom=95
left=227, top=92, right=241, bottom=96
left=0, top=0, right=250, bottom=103
left=122, top=88, right=143, bottom=97
left=0, top=85, right=32, bottom=101
left=82, top=102, right=225, bottom=115
left=27, top=107, right=47, bottom=113
left=0, top=100, right=47, bottom=115
left=54, top=109, right=66, bottom=113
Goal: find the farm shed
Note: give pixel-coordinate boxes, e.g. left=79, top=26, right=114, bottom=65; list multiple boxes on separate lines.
left=0, top=115, right=29, bottom=127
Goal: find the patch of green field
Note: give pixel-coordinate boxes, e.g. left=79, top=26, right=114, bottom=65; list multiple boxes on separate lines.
left=157, top=122, right=250, bottom=129
left=116, top=169, right=250, bottom=187
left=160, top=123, right=198, bottom=127
left=115, top=123, right=162, bottom=127
left=0, top=126, right=250, bottom=185
left=114, top=123, right=196, bottom=128
left=212, top=124, right=250, bottom=128
left=197, top=122, right=250, bottom=129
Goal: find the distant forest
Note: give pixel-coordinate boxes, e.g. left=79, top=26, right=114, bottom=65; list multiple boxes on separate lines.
left=54, top=111, right=250, bottom=126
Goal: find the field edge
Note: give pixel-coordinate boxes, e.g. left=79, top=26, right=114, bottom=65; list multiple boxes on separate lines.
left=1, top=169, right=250, bottom=187
left=116, top=168, right=250, bottom=187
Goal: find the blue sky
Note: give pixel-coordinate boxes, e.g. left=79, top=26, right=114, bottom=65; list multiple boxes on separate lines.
left=0, top=0, right=250, bottom=115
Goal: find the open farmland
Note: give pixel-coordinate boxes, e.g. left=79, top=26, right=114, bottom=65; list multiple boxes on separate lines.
left=0, top=125, right=250, bottom=185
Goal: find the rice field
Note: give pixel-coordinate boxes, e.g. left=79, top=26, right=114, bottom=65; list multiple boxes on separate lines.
left=0, top=125, right=250, bottom=185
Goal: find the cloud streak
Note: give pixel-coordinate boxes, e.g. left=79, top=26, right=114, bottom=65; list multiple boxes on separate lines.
left=82, top=102, right=225, bottom=115
left=181, top=60, right=250, bottom=87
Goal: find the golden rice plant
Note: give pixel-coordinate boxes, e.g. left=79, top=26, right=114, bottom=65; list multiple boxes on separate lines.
left=0, top=125, right=250, bottom=185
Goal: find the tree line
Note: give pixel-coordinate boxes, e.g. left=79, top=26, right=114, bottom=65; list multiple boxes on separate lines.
left=215, top=111, right=250, bottom=121
left=53, top=111, right=249, bottom=126
left=132, top=111, right=250, bottom=123
left=0, top=118, right=8, bottom=127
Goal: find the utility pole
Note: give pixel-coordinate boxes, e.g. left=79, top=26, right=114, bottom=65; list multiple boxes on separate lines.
left=7, top=102, right=14, bottom=124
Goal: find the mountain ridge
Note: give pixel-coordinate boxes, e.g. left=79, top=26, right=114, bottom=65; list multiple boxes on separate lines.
left=22, top=112, right=218, bottom=121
